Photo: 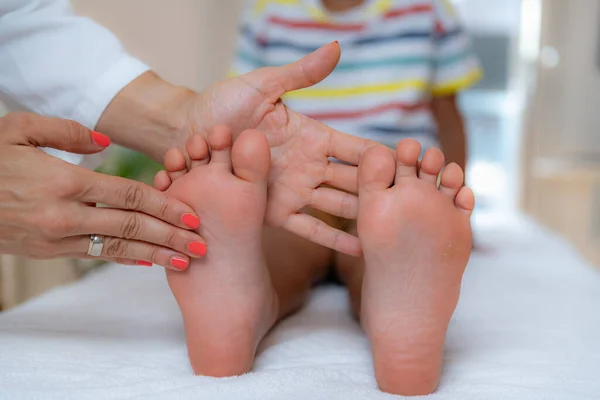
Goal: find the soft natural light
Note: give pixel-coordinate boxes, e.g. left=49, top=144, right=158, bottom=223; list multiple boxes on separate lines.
left=468, top=161, right=507, bottom=210
left=519, top=0, right=542, bottom=62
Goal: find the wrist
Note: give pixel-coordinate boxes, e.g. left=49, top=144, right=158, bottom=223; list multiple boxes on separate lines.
left=96, top=71, right=196, bottom=162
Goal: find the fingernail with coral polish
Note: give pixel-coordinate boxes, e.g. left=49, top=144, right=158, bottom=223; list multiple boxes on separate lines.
left=92, top=131, right=111, bottom=147
left=188, top=242, right=207, bottom=256
left=136, top=260, right=153, bottom=267
left=171, top=257, right=189, bottom=271
left=181, top=214, right=200, bottom=229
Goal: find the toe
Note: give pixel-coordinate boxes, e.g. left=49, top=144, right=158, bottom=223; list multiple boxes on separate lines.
left=439, top=162, right=464, bottom=199
left=208, top=125, right=233, bottom=169
left=358, top=145, right=395, bottom=193
left=418, top=147, right=445, bottom=185
left=153, top=170, right=171, bottom=192
left=455, top=186, right=475, bottom=216
left=395, top=139, right=421, bottom=181
left=164, top=147, right=188, bottom=181
left=232, top=129, right=271, bottom=186
left=186, top=134, right=210, bottom=169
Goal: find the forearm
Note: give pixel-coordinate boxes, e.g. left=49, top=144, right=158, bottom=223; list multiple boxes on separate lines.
left=432, top=95, right=468, bottom=171
left=95, top=71, right=196, bottom=162
left=437, top=124, right=467, bottom=171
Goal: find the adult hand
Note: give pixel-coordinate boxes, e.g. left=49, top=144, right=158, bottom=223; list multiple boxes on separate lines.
left=187, top=43, right=376, bottom=256
left=97, top=43, right=376, bottom=256
left=0, top=113, right=206, bottom=270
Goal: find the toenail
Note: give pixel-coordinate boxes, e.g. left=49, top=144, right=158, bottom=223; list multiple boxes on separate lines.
left=136, top=260, right=153, bottom=267
left=171, top=257, right=189, bottom=271
left=188, top=241, right=207, bottom=256
left=181, top=214, right=200, bottom=229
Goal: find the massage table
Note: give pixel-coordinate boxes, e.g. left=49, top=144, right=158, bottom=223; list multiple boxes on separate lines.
left=1, top=214, right=599, bottom=399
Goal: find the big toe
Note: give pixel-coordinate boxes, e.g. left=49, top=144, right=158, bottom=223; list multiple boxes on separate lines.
left=358, top=145, right=395, bottom=193
left=186, top=134, right=210, bottom=169
left=208, top=125, right=233, bottom=169
left=232, top=129, right=271, bottom=186
left=418, top=147, right=445, bottom=185
left=395, top=139, right=421, bottom=181
left=164, top=147, right=188, bottom=182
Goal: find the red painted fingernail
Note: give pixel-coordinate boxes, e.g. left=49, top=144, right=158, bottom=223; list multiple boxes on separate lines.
left=181, top=214, right=200, bottom=229
left=91, top=131, right=111, bottom=147
left=136, top=260, right=153, bottom=267
left=333, top=40, right=339, bottom=44
left=188, top=241, right=207, bottom=256
left=171, top=257, right=189, bottom=271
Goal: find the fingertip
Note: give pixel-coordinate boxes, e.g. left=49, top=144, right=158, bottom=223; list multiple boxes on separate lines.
left=91, top=131, right=111, bottom=148
left=170, top=256, right=190, bottom=271
left=164, top=195, right=199, bottom=229
left=136, top=260, right=153, bottom=267
left=275, top=42, right=340, bottom=93
left=113, top=258, right=139, bottom=266
left=181, top=213, right=200, bottom=229
left=338, top=234, right=362, bottom=257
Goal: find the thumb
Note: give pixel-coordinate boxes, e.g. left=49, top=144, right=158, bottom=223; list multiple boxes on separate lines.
left=6, top=113, right=110, bottom=154
left=249, top=42, right=340, bottom=101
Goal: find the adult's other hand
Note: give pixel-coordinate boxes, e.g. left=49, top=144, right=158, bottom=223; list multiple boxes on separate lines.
left=0, top=113, right=206, bottom=271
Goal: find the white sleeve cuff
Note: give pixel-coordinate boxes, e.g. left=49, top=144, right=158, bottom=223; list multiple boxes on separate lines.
left=69, top=54, right=150, bottom=130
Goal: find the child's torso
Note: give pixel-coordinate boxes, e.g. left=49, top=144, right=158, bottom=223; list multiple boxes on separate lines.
left=251, top=0, right=442, bottom=148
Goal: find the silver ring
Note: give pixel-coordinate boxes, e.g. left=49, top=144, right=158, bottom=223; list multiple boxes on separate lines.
left=87, top=234, right=105, bottom=257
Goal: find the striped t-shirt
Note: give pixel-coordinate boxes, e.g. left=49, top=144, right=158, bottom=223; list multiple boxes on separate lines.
left=231, top=0, right=482, bottom=149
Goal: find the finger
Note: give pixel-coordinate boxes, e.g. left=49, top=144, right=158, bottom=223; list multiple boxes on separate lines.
left=283, top=213, right=362, bottom=257
left=65, top=255, right=152, bottom=267
left=309, top=187, right=358, bottom=220
left=114, top=258, right=149, bottom=266
left=3, top=112, right=110, bottom=152
left=246, top=42, right=340, bottom=102
left=77, top=171, right=200, bottom=230
left=326, top=125, right=381, bottom=166
left=76, top=207, right=206, bottom=258
left=58, top=236, right=190, bottom=272
left=324, top=162, right=359, bottom=194
left=105, top=258, right=155, bottom=267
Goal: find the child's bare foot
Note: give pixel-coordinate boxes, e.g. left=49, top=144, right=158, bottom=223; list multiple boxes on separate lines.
left=154, top=126, right=278, bottom=377
left=357, top=139, right=474, bottom=396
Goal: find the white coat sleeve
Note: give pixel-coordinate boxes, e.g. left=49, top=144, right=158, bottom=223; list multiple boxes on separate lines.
left=0, top=0, right=150, bottom=129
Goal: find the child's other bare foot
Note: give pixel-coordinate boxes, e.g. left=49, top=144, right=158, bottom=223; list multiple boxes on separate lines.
left=357, top=139, right=474, bottom=396
left=154, top=126, right=277, bottom=377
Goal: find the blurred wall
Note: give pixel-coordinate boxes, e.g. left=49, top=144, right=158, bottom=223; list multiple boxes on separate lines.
left=524, top=0, right=600, bottom=267
left=529, top=0, right=600, bottom=158
left=71, top=0, right=245, bottom=91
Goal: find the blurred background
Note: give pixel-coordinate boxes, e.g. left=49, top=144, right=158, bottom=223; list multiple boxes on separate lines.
left=1, top=0, right=600, bottom=309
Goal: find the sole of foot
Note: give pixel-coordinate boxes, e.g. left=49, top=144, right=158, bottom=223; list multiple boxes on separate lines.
left=357, top=139, right=474, bottom=396
left=154, top=126, right=278, bottom=377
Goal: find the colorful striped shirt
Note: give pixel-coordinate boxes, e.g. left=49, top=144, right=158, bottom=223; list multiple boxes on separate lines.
left=231, top=0, right=482, bottom=149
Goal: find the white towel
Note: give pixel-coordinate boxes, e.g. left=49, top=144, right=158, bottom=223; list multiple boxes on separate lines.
left=1, top=215, right=599, bottom=399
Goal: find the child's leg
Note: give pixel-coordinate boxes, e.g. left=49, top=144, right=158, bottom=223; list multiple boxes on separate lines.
left=263, top=226, right=332, bottom=320
left=334, top=227, right=363, bottom=318
left=154, top=126, right=331, bottom=377
left=334, top=139, right=474, bottom=396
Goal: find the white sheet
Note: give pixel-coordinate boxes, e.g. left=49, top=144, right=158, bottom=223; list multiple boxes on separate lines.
left=1, top=215, right=600, bottom=400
